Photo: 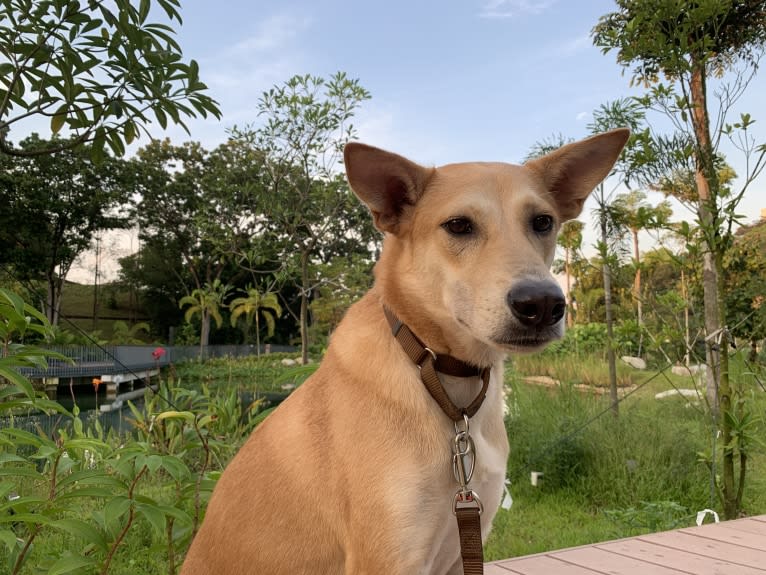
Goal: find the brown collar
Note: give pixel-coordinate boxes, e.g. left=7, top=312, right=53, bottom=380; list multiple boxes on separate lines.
left=383, top=306, right=491, bottom=422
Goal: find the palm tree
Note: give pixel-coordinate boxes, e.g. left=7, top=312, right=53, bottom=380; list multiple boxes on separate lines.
left=613, top=190, right=672, bottom=335
left=230, top=286, right=282, bottom=355
left=179, top=279, right=232, bottom=352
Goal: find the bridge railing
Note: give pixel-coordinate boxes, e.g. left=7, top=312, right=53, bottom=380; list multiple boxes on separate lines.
left=16, top=344, right=297, bottom=379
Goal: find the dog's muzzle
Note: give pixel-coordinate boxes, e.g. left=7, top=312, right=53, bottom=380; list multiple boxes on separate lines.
left=506, top=279, right=566, bottom=327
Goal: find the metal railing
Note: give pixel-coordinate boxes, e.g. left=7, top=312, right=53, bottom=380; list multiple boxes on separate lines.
left=17, top=344, right=297, bottom=379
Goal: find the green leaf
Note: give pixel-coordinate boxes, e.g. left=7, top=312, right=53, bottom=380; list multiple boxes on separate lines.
left=124, top=119, right=135, bottom=144
left=156, top=410, right=195, bottom=422
left=47, top=553, right=98, bottom=575
left=0, top=513, right=53, bottom=525
left=50, top=107, right=67, bottom=134
left=136, top=502, right=165, bottom=536
left=103, top=496, right=132, bottom=527
left=0, top=528, right=17, bottom=552
left=49, top=518, right=108, bottom=552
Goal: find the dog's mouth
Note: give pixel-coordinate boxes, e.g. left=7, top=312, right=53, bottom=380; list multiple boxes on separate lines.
left=493, top=326, right=562, bottom=352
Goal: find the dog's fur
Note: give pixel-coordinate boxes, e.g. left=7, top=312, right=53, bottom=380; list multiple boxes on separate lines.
left=180, top=129, right=629, bottom=575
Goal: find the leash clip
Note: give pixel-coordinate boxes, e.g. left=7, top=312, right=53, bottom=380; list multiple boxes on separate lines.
left=453, top=490, right=484, bottom=515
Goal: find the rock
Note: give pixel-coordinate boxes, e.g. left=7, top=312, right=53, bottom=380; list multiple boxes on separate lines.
left=621, top=356, right=646, bottom=370
left=671, top=364, right=707, bottom=377
left=523, top=375, right=560, bottom=387
left=655, top=389, right=699, bottom=400
left=280, top=383, right=296, bottom=392
left=280, top=358, right=297, bottom=367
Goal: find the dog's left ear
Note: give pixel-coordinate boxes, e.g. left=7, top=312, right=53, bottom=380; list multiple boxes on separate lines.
left=526, top=128, right=630, bottom=221
left=344, top=142, right=435, bottom=234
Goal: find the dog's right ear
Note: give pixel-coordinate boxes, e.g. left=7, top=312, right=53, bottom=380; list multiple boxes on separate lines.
left=344, top=143, right=434, bottom=234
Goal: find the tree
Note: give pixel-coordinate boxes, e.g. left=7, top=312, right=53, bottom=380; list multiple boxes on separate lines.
left=229, top=286, right=282, bottom=354
left=232, top=72, right=375, bottom=364
left=587, top=99, right=647, bottom=416
left=594, top=0, right=766, bottom=519
left=724, top=220, right=766, bottom=362
left=0, top=0, right=220, bottom=159
left=0, top=134, right=129, bottom=323
left=557, top=220, right=584, bottom=327
left=612, top=190, right=672, bottom=343
left=179, top=279, right=232, bottom=352
left=130, top=139, right=264, bottom=287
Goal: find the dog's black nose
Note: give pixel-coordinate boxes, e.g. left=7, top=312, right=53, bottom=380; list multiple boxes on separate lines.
left=507, top=280, right=566, bottom=327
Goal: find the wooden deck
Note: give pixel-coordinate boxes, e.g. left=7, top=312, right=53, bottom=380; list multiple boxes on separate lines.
left=486, top=514, right=766, bottom=574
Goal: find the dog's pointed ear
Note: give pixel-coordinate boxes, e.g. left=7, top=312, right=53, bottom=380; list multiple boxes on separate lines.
left=526, top=128, right=630, bottom=221
left=344, top=142, right=435, bottom=233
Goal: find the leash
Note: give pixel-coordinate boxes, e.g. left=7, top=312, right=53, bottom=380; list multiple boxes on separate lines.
left=383, top=306, right=489, bottom=574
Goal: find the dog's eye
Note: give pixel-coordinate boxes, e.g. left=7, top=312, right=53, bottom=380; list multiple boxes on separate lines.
left=443, top=217, right=473, bottom=236
left=532, top=214, right=554, bottom=234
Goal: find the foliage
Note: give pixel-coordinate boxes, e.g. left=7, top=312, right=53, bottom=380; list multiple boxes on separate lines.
left=0, top=292, right=271, bottom=574
left=593, top=0, right=766, bottom=519
left=178, top=279, right=232, bottom=350
left=724, top=220, right=766, bottom=354
left=231, top=72, right=376, bottom=364
left=0, top=288, right=69, bottom=409
left=603, top=501, right=691, bottom=538
left=229, top=286, right=282, bottom=351
left=109, top=321, right=151, bottom=345
left=0, top=135, right=130, bottom=324
left=124, top=138, right=293, bottom=343
left=0, top=0, right=220, bottom=159
left=309, top=253, right=374, bottom=349
left=592, top=0, right=766, bottom=83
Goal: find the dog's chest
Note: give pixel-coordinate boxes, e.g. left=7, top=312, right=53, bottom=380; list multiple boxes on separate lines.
left=387, top=370, right=509, bottom=574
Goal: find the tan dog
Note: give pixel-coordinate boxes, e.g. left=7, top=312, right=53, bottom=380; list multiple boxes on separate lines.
left=180, top=129, right=629, bottom=575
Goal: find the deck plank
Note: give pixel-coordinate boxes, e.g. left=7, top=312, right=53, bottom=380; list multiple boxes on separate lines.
left=596, top=538, right=766, bottom=575
left=554, top=546, right=684, bottom=574
left=489, top=554, right=607, bottom=575
left=677, top=523, right=766, bottom=548
left=487, top=514, right=766, bottom=574
left=716, top=517, right=766, bottom=536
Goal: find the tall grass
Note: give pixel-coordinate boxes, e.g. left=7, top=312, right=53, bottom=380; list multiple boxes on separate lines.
left=486, top=367, right=717, bottom=558
left=504, top=373, right=710, bottom=507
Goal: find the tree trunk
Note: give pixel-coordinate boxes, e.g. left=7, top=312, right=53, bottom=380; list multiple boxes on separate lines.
left=690, top=61, right=722, bottom=411
left=200, top=311, right=210, bottom=356
left=689, top=59, right=736, bottom=519
left=300, top=249, right=310, bottom=365
left=599, top=203, right=619, bottom=417
left=681, top=269, right=691, bottom=366
left=46, top=273, right=64, bottom=325
left=631, top=227, right=643, bottom=355
left=631, top=228, right=642, bottom=324
left=255, top=313, right=261, bottom=358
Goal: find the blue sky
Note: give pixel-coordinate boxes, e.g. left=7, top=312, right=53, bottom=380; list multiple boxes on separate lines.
left=167, top=0, right=765, bottom=219
left=65, top=0, right=766, bottom=280
left=172, top=0, right=641, bottom=164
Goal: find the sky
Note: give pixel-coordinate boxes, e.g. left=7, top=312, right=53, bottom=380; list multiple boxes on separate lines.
left=66, top=0, right=766, bottom=281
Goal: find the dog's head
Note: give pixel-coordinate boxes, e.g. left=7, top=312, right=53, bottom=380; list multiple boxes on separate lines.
left=344, top=129, right=629, bottom=362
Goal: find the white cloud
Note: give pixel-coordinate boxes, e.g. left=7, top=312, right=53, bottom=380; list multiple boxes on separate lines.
left=478, top=0, right=556, bottom=19
left=194, top=11, right=313, bottom=133
left=575, top=111, right=589, bottom=121
left=558, top=33, right=591, bottom=56
left=221, top=13, right=312, bottom=59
